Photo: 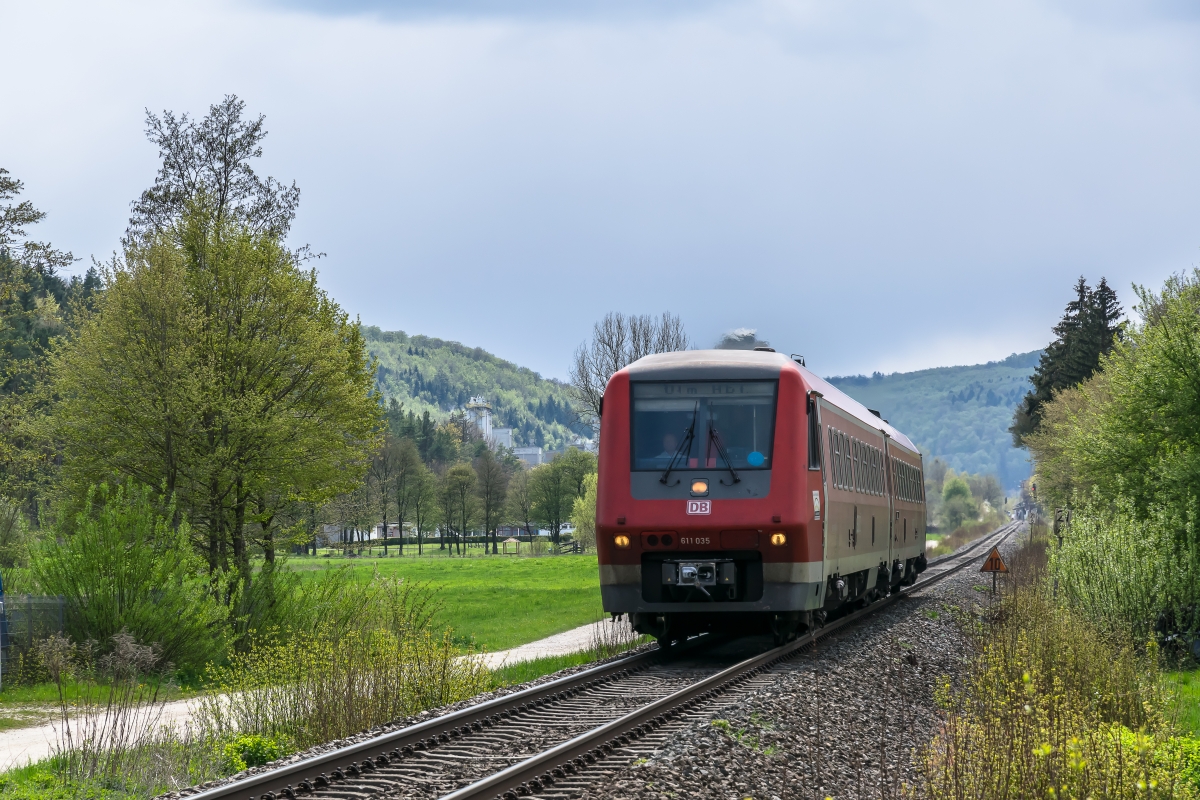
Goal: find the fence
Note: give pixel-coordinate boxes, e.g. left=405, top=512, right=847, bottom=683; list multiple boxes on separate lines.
left=0, top=594, right=65, bottom=664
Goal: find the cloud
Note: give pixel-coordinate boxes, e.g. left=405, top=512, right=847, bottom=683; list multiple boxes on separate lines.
left=3, top=0, right=1200, bottom=381
left=257, top=0, right=732, bottom=21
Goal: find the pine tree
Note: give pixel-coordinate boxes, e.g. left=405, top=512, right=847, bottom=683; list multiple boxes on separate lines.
left=1010, top=277, right=1123, bottom=447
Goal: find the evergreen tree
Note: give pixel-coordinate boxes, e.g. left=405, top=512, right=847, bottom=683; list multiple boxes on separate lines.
left=1010, top=277, right=1122, bottom=447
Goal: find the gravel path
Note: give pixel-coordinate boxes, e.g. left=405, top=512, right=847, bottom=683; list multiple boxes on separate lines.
left=568, top=533, right=1020, bottom=800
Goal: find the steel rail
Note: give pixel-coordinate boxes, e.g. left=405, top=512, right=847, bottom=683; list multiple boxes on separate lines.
left=183, top=522, right=1019, bottom=800
left=182, top=629, right=719, bottom=800
left=440, top=521, right=1021, bottom=800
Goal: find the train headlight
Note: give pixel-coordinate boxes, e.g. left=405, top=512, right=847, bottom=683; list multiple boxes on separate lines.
left=690, top=479, right=709, bottom=496
left=769, top=531, right=787, bottom=546
left=614, top=534, right=631, bottom=549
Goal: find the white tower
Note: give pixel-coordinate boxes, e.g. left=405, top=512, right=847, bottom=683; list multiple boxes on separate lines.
left=465, top=397, right=492, bottom=440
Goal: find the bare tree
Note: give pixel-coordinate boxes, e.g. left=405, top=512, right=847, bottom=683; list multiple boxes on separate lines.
left=367, top=435, right=398, bottom=555
left=506, top=468, right=537, bottom=542
left=569, top=312, right=691, bottom=423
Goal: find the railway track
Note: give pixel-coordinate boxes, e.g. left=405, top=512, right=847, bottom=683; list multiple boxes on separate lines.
left=186, top=522, right=1020, bottom=800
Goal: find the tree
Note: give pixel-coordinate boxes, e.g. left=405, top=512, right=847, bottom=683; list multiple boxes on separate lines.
left=557, top=448, right=597, bottom=499
left=506, top=468, right=537, bottom=540
left=128, top=95, right=300, bottom=245
left=569, top=312, right=690, bottom=424
left=50, top=209, right=379, bottom=599
left=966, top=473, right=1004, bottom=508
left=1010, top=277, right=1122, bottom=447
left=940, top=476, right=978, bottom=530
left=438, top=465, right=477, bottom=555
left=1026, top=269, right=1200, bottom=519
left=1, top=168, right=89, bottom=520
left=391, top=438, right=423, bottom=555
left=367, top=434, right=399, bottom=555
left=409, top=464, right=438, bottom=556
left=530, top=460, right=573, bottom=545
left=474, top=449, right=509, bottom=555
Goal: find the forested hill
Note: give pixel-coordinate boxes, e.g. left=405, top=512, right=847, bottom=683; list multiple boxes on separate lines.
left=366, top=324, right=1038, bottom=485
left=827, top=351, right=1040, bottom=490
left=364, top=327, right=590, bottom=449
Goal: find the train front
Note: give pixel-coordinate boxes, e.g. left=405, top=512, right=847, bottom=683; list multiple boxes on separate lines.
left=596, top=350, right=822, bottom=643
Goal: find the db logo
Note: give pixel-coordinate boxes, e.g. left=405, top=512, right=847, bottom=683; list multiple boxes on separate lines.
left=686, top=500, right=712, bottom=515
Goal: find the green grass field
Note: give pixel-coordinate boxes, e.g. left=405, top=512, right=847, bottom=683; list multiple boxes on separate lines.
left=286, top=553, right=603, bottom=651
left=1168, top=668, right=1200, bottom=736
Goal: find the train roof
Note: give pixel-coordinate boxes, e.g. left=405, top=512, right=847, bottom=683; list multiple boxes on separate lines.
left=622, top=350, right=921, bottom=456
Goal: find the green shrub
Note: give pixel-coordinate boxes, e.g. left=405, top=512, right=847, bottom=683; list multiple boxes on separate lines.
left=1050, top=497, right=1200, bottom=641
left=1167, top=735, right=1200, bottom=790
left=32, top=481, right=227, bottom=672
left=194, top=574, right=488, bottom=749
left=220, top=734, right=289, bottom=773
left=925, top=531, right=1195, bottom=798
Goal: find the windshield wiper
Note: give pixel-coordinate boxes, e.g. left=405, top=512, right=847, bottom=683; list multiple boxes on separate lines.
left=707, top=422, right=741, bottom=485
left=660, top=402, right=699, bottom=485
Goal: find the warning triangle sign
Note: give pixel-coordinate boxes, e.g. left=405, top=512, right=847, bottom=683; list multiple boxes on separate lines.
left=980, top=546, right=1008, bottom=574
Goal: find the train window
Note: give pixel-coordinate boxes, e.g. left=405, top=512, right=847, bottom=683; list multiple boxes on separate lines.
left=839, top=431, right=848, bottom=489
left=830, top=431, right=840, bottom=489
left=807, top=398, right=822, bottom=470
left=851, top=439, right=859, bottom=492
left=831, top=430, right=841, bottom=489
left=630, top=381, right=778, bottom=471
left=844, top=434, right=854, bottom=491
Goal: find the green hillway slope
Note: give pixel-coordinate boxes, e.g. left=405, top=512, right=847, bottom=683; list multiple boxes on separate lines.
left=364, top=326, right=591, bottom=450
left=365, top=324, right=1037, bottom=488
left=828, top=351, right=1039, bottom=490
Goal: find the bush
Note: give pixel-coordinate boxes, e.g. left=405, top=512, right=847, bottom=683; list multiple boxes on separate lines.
left=570, top=473, right=597, bottom=552
left=924, top=530, right=1196, bottom=798
left=31, top=482, right=227, bottom=672
left=194, top=574, right=489, bottom=749
left=219, top=734, right=288, bottom=773
left=1050, top=497, right=1200, bottom=642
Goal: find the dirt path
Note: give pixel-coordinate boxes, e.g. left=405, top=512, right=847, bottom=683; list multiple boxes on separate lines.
left=0, top=698, right=196, bottom=768
left=473, top=620, right=611, bottom=670
left=0, top=620, right=608, bottom=767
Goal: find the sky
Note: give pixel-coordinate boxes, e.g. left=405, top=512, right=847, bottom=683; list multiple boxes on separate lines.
left=4, top=0, right=1200, bottom=380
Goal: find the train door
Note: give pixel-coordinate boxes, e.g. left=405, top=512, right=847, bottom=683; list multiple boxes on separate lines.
left=810, top=393, right=829, bottom=579
left=883, top=434, right=897, bottom=586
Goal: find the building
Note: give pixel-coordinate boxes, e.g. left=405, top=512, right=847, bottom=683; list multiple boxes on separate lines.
left=513, top=446, right=544, bottom=467
left=491, top=427, right=514, bottom=449
left=465, top=397, right=492, bottom=440
left=466, top=397, right=514, bottom=450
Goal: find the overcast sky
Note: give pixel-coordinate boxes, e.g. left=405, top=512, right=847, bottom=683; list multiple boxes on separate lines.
left=5, top=0, right=1200, bottom=379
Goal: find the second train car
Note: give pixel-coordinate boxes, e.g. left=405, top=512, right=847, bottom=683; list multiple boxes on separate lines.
left=596, top=348, right=928, bottom=644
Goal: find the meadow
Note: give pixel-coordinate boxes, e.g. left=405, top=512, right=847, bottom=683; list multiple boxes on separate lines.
left=286, top=551, right=604, bottom=651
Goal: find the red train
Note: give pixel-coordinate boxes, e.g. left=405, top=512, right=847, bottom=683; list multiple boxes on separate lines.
left=596, top=348, right=928, bottom=644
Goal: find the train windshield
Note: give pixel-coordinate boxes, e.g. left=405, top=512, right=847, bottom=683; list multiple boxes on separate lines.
left=631, top=381, right=778, bottom=472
